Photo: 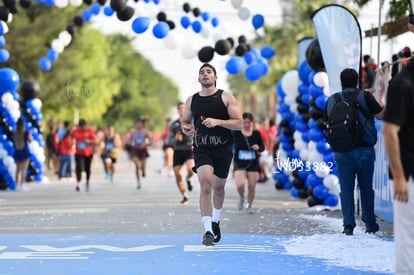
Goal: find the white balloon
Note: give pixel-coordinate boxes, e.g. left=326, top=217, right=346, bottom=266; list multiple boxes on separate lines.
left=284, top=95, right=296, bottom=105
left=315, top=164, right=330, bottom=178
left=281, top=70, right=300, bottom=98
left=308, top=141, right=317, bottom=153
left=134, top=5, right=146, bottom=17
left=0, top=148, right=6, bottom=159
left=299, top=149, right=309, bottom=161
left=323, top=86, right=331, bottom=96
left=323, top=174, right=339, bottom=190
left=212, top=31, right=225, bottom=43
left=294, top=138, right=306, bottom=151
left=164, top=32, right=182, bottom=50
left=313, top=71, right=329, bottom=88
left=237, top=7, right=250, bottom=20
left=231, top=0, right=243, bottom=9
left=9, top=100, right=19, bottom=111
left=1, top=92, right=13, bottom=104
left=289, top=102, right=298, bottom=114
left=0, top=21, right=9, bottom=34
left=3, top=156, right=14, bottom=167
left=10, top=109, right=20, bottom=121
left=58, top=31, right=72, bottom=47
left=70, top=0, right=82, bottom=7
left=55, top=0, right=69, bottom=8
left=181, top=41, right=199, bottom=59
left=51, top=39, right=65, bottom=53
left=32, top=98, right=42, bottom=110
left=293, top=130, right=302, bottom=141
left=200, top=27, right=210, bottom=39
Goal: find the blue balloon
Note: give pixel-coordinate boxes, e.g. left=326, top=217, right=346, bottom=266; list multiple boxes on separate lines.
left=0, top=49, right=9, bottom=62
left=0, top=36, right=6, bottom=47
left=0, top=68, right=20, bottom=93
left=309, top=128, right=324, bottom=142
left=47, top=49, right=59, bottom=62
left=211, top=17, right=219, bottom=27
left=301, top=93, right=310, bottom=105
left=225, top=56, right=245, bottom=75
left=152, top=22, right=170, bottom=38
left=276, top=81, right=286, bottom=99
left=132, top=17, right=150, bottom=34
left=315, top=94, right=327, bottom=109
left=201, top=12, right=210, bottom=21
left=245, top=63, right=264, bottom=81
left=0, top=24, right=4, bottom=37
left=298, top=60, right=312, bottom=84
left=324, top=194, right=339, bottom=207
left=316, top=140, right=330, bottom=154
left=82, top=9, right=93, bottom=22
left=309, top=84, right=323, bottom=98
left=191, top=20, right=202, bottom=33
left=261, top=46, right=275, bottom=60
left=91, top=3, right=101, bottom=15
left=291, top=187, right=299, bottom=198
left=104, top=6, right=114, bottom=16
left=306, top=173, right=323, bottom=188
left=44, top=0, right=54, bottom=6
left=313, top=184, right=329, bottom=200
left=244, top=51, right=257, bottom=64
left=39, top=57, right=52, bottom=72
left=252, top=14, right=264, bottom=29
left=180, top=16, right=191, bottom=29
left=152, top=0, right=160, bottom=4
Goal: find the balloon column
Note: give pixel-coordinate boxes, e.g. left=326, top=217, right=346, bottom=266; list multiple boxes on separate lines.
left=0, top=68, right=21, bottom=190
left=19, top=80, right=45, bottom=182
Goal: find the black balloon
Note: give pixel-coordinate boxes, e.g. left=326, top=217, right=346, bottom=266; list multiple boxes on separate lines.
left=307, top=196, right=324, bottom=207
left=316, top=118, right=326, bottom=130
left=83, top=0, right=92, bottom=5
left=0, top=6, right=9, bottom=21
left=309, top=107, right=323, bottom=119
left=305, top=38, right=325, bottom=72
left=97, top=0, right=107, bottom=5
left=214, top=39, right=232, bottom=55
left=183, top=2, right=190, bottom=13
left=110, top=0, right=126, bottom=12
left=73, top=16, right=84, bottom=27
left=157, top=11, right=167, bottom=22
left=198, top=46, right=215, bottom=63
left=297, top=103, right=308, bottom=114
left=292, top=178, right=305, bottom=189
left=3, top=0, right=17, bottom=13
left=298, top=188, right=309, bottom=199
left=275, top=182, right=284, bottom=190
left=192, top=7, right=200, bottom=17
left=116, top=6, right=134, bottom=21
left=235, top=44, right=247, bottom=56
left=227, top=37, right=234, bottom=48
left=301, top=113, right=311, bottom=123
left=20, top=79, right=41, bottom=101
left=19, top=0, right=31, bottom=8
left=67, top=24, right=76, bottom=36
left=166, top=20, right=175, bottom=30
left=238, top=35, right=247, bottom=44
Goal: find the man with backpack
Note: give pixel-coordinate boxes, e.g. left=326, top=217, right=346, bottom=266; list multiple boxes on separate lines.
left=323, top=68, right=384, bottom=236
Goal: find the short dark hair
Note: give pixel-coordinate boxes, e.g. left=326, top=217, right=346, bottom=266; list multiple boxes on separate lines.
left=177, top=102, right=184, bottom=108
left=340, top=68, right=358, bottom=89
left=242, top=112, right=254, bottom=122
left=199, top=63, right=217, bottom=75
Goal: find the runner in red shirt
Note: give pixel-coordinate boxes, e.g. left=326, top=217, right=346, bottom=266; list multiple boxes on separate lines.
left=71, top=118, right=96, bottom=192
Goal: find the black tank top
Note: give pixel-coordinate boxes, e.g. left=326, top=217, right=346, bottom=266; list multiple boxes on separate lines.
left=191, top=89, right=232, bottom=148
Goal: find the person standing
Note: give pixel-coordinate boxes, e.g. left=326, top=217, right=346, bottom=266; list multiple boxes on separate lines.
left=323, top=68, right=383, bottom=235
left=100, top=124, right=122, bottom=182
left=13, top=118, right=33, bottom=190
left=382, top=19, right=414, bottom=275
left=57, top=121, right=74, bottom=180
left=181, top=63, right=243, bottom=246
left=233, top=112, right=264, bottom=213
left=71, top=118, right=96, bottom=192
left=168, top=102, right=195, bottom=204
left=130, top=118, right=151, bottom=189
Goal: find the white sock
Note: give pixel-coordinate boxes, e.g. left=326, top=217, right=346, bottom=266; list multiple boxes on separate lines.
left=202, top=216, right=212, bottom=233
left=212, top=208, right=221, bottom=223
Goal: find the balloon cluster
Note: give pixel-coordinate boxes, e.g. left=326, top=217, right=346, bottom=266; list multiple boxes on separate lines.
left=19, top=80, right=45, bottom=182
left=0, top=68, right=21, bottom=190
left=0, top=1, right=12, bottom=63
left=274, top=49, right=340, bottom=208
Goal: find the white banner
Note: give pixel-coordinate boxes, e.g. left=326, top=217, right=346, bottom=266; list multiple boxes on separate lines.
left=311, top=4, right=362, bottom=94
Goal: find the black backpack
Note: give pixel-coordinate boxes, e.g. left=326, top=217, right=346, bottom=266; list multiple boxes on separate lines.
left=325, top=90, right=377, bottom=153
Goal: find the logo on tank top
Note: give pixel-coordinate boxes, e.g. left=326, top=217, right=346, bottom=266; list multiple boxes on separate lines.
left=194, top=129, right=228, bottom=147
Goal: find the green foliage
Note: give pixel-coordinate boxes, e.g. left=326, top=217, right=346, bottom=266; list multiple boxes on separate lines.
left=3, top=6, right=179, bottom=135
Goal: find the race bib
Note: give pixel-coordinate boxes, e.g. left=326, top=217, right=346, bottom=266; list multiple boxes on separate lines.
left=238, top=150, right=256, bottom=160
left=77, top=141, right=89, bottom=150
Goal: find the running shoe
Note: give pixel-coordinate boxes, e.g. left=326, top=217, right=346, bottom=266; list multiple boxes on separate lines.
left=180, top=197, right=189, bottom=204
left=212, top=221, right=221, bottom=243
left=186, top=179, right=193, bottom=192
left=202, top=231, right=214, bottom=246
left=238, top=197, right=244, bottom=211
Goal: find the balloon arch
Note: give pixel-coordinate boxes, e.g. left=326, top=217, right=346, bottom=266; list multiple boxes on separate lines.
left=0, top=0, right=339, bottom=211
